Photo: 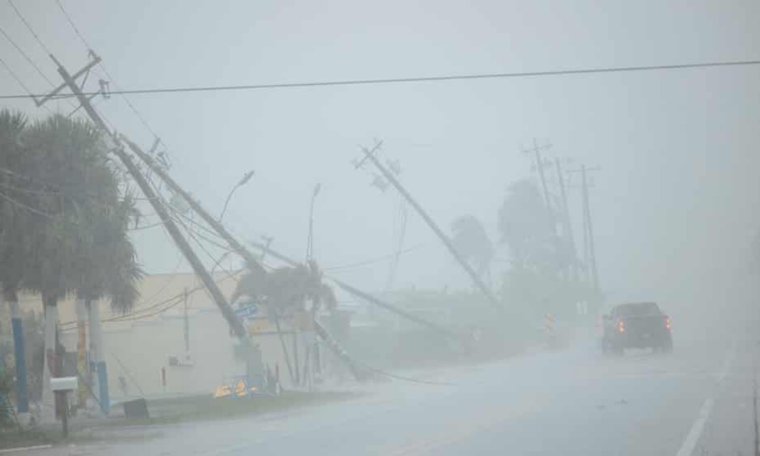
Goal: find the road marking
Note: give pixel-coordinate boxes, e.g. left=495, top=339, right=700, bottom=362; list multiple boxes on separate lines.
left=675, top=340, right=737, bottom=456
left=675, top=397, right=715, bottom=456
left=0, top=445, right=52, bottom=454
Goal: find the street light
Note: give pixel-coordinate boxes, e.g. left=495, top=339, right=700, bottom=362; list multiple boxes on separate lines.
left=306, top=183, right=321, bottom=261
left=219, top=170, right=254, bottom=222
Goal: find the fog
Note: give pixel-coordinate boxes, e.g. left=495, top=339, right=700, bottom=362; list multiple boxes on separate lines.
left=1, top=1, right=759, bottom=454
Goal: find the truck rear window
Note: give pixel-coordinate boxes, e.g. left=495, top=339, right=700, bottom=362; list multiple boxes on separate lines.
left=614, top=302, right=661, bottom=316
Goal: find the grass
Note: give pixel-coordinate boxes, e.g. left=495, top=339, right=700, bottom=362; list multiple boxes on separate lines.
left=0, top=390, right=362, bottom=449
left=103, top=390, right=364, bottom=426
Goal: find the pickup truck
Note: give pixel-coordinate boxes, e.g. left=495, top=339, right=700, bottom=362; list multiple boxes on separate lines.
left=601, top=302, right=672, bottom=355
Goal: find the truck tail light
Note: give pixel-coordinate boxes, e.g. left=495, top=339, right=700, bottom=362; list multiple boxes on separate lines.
left=617, top=320, right=625, bottom=333
left=665, top=317, right=671, bottom=331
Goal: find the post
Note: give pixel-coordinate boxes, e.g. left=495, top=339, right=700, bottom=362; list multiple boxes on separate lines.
left=183, top=288, right=190, bottom=354
left=88, top=301, right=109, bottom=414
left=75, top=299, right=88, bottom=409
left=359, top=144, right=501, bottom=310
left=41, top=296, right=58, bottom=418
left=7, top=296, right=29, bottom=413
left=58, top=391, right=68, bottom=437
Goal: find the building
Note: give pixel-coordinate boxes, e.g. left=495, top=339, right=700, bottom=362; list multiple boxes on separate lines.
left=9, top=271, right=344, bottom=404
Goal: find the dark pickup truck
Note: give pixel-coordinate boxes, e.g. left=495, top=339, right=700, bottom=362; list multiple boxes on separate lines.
left=602, top=302, right=672, bottom=355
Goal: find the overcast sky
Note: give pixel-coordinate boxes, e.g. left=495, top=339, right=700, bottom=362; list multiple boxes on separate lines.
left=1, top=0, right=759, bottom=313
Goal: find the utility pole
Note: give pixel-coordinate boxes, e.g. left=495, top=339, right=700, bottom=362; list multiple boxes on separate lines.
left=356, top=142, right=501, bottom=310
left=524, top=139, right=553, bottom=216
left=581, top=165, right=599, bottom=293
left=44, top=54, right=259, bottom=381
left=554, top=158, right=579, bottom=281
left=306, top=183, right=321, bottom=261
left=120, top=131, right=370, bottom=381
left=121, top=136, right=463, bottom=345
left=569, top=164, right=600, bottom=293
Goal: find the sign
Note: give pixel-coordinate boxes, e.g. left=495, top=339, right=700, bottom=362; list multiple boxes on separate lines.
left=235, top=304, right=259, bottom=321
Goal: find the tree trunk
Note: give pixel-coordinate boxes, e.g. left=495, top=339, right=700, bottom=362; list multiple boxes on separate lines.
left=87, top=300, right=109, bottom=414
left=272, top=311, right=295, bottom=386
left=41, top=293, right=59, bottom=420
left=75, top=299, right=88, bottom=409
left=3, top=292, right=29, bottom=414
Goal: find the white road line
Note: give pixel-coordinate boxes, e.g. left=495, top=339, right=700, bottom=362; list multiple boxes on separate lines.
left=675, top=397, right=715, bottom=456
left=0, top=445, right=52, bottom=454
left=675, top=340, right=737, bottom=456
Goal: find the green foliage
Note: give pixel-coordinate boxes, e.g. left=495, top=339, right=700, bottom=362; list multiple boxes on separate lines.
left=232, top=260, right=335, bottom=318
left=0, top=110, right=142, bottom=312
left=497, top=180, right=560, bottom=272
left=450, top=215, right=493, bottom=277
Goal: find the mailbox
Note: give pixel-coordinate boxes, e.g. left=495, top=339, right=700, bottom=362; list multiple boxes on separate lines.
left=50, top=376, right=78, bottom=392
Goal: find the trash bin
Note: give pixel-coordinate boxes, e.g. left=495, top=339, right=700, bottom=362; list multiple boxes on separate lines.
left=123, top=398, right=149, bottom=419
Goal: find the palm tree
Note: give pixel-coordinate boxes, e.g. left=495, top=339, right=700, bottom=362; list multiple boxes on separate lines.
left=19, top=115, right=141, bottom=414
left=497, top=180, right=559, bottom=271
left=451, top=215, right=494, bottom=280
left=0, top=109, right=33, bottom=413
left=231, top=260, right=339, bottom=385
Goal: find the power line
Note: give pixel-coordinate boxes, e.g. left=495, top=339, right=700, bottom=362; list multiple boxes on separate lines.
left=0, top=54, right=53, bottom=114
left=7, top=0, right=53, bottom=56
left=325, top=244, right=422, bottom=272
left=54, top=0, right=164, bottom=141
left=3, top=1, right=79, bottom=111
left=2, top=58, right=759, bottom=101
left=0, top=24, right=56, bottom=88
left=53, top=0, right=89, bottom=51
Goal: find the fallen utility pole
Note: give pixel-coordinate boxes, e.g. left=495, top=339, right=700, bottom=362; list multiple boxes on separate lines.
left=121, top=137, right=461, bottom=344
left=47, top=55, right=253, bottom=350
left=359, top=143, right=502, bottom=310
left=242, top=239, right=462, bottom=343
left=120, top=138, right=372, bottom=379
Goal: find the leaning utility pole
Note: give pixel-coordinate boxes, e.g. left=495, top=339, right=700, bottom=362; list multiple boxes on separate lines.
left=44, top=55, right=257, bottom=373
left=568, top=164, right=600, bottom=293
left=580, top=165, right=599, bottom=292
left=120, top=138, right=371, bottom=379
left=524, top=139, right=554, bottom=216
left=554, top=158, right=579, bottom=281
left=122, top=137, right=461, bottom=343
left=358, top=142, right=501, bottom=310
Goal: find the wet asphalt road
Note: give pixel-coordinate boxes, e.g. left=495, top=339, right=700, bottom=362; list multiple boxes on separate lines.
left=25, top=318, right=759, bottom=456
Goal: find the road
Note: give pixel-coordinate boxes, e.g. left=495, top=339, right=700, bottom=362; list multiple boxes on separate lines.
left=27, top=316, right=759, bottom=456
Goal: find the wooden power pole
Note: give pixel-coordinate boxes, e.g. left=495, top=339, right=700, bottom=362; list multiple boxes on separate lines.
left=357, top=143, right=502, bottom=310
left=43, top=54, right=261, bottom=377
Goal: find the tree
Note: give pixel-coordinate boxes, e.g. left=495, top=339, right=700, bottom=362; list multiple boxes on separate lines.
left=497, top=180, right=563, bottom=272
left=231, top=260, right=337, bottom=384
left=497, top=179, right=591, bottom=325
left=15, top=114, right=140, bottom=413
left=0, top=109, right=34, bottom=414
left=450, top=215, right=493, bottom=278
